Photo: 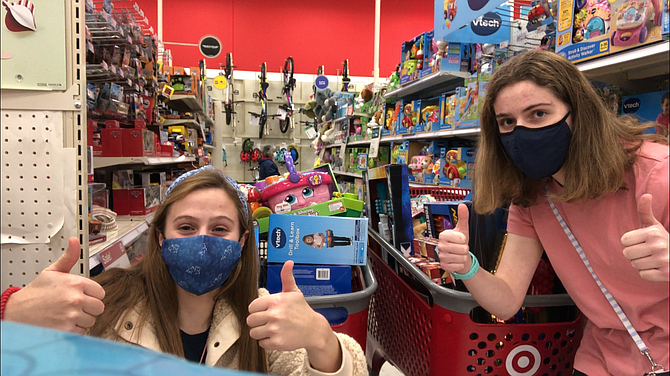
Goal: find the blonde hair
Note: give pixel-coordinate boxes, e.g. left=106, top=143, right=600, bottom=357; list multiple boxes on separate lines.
left=473, top=49, right=667, bottom=213
left=89, top=169, right=268, bottom=372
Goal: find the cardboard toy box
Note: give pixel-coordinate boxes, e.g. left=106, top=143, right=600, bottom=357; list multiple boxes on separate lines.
left=266, top=264, right=352, bottom=297
left=439, top=147, right=475, bottom=188
left=621, top=90, right=669, bottom=134
left=416, top=97, right=441, bottom=133
left=556, top=0, right=669, bottom=63
left=112, top=185, right=161, bottom=216
left=439, top=93, right=457, bottom=131
left=267, top=214, right=368, bottom=266
left=381, top=102, right=398, bottom=138
left=400, top=32, right=428, bottom=85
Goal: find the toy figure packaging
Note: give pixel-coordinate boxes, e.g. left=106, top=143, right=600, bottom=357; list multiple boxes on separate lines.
left=267, top=214, right=368, bottom=266
left=621, top=90, right=669, bottom=135
left=556, top=0, right=669, bottom=62
left=266, top=264, right=352, bottom=297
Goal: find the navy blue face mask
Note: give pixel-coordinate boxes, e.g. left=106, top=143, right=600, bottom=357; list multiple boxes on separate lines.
left=161, top=235, right=242, bottom=296
left=500, top=112, right=572, bottom=179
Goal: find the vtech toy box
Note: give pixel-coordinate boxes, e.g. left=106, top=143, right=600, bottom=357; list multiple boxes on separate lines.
left=267, top=214, right=368, bottom=266
left=556, top=0, right=669, bottom=63
left=621, top=90, right=669, bottom=134
left=266, top=264, right=352, bottom=297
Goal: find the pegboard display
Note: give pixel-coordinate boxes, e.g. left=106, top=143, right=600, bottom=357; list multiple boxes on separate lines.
left=1, top=110, right=66, bottom=244
left=1, top=0, right=87, bottom=289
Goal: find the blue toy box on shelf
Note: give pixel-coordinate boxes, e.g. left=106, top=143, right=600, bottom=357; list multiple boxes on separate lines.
left=267, top=214, right=368, bottom=266
left=555, top=0, right=669, bottom=62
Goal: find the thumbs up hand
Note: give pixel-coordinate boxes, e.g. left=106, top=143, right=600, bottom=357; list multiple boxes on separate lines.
left=621, top=194, right=669, bottom=282
left=3, top=237, right=106, bottom=334
left=437, top=204, right=473, bottom=275
left=247, top=261, right=341, bottom=371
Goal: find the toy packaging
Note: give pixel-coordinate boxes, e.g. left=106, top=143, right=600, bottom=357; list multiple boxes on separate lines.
left=439, top=93, right=457, bottom=130
left=417, top=97, right=441, bottom=133
left=400, top=32, right=428, bottom=84
left=395, top=100, right=416, bottom=135
left=556, top=0, right=669, bottom=62
left=621, top=90, right=669, bottom=135
left=423, top=200, right=470, bottom=239
left=266, top=264, right=352, bottom=297
left=455, top=75, right=480, bottom=129
left=439, top=147, right=476, bottom=188
left=267, top=214, right=368, bottom=266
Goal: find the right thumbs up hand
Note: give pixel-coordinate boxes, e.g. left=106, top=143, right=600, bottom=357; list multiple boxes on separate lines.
left=3, top=237, right=105, bottom=334
left=437, top=204, right=472, bottom=275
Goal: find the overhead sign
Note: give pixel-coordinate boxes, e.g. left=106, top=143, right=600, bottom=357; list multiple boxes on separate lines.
left=443, top=5, right=511, bottom=44
left=315, top=75, right=329, bottom=89
left=434, top=0, right=506, bottom=41
left=213, top=75, right=227, bottom=89
left=198, top=35, right=222, bottom=58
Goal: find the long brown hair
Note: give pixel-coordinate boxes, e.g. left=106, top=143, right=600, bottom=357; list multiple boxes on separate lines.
left=89, top=169, right=268, bottom=372
left=474, top=49, right=667, bottom=213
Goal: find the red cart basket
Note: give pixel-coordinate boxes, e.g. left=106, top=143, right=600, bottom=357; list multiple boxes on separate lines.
left=366, top=187, right=586, bottom=376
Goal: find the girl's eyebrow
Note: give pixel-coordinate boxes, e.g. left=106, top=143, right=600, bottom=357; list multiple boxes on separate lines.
left=496, top=102, right=553, bottom=119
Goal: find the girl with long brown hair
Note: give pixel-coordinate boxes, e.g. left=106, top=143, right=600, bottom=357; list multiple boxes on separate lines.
left=87, top=166, right=367, bottom=375
left=438, top=50, right=668, bottom=375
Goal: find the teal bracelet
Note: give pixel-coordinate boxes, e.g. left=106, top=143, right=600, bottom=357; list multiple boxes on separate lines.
left=452, top=252, right=480, bottom=280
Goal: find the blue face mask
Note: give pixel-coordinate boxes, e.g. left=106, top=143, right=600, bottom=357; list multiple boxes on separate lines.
left=500, top=112, right=572, bottom=179
left=161, top=235, right=242, bottom=296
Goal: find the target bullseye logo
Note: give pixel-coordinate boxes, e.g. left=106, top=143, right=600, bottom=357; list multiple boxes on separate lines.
left=506, top=345, right=541, bottom=376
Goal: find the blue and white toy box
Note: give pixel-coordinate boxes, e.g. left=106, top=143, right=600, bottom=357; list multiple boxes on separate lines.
left=267, top=214, right=368, bottom=266
left=621, top=90, right=669, bottom=134
left=266, top=264, right=352, bottom=297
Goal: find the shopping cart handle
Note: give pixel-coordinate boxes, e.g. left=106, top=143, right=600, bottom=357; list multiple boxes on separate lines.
left=367, top=229, right=576, bottom=314
left=305, top=262, right=377, bottom=315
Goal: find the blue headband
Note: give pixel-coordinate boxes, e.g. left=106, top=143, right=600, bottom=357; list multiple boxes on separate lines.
left=163, top=166, right=249, bottom=222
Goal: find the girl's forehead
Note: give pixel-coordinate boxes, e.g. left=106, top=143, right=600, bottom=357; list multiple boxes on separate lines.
left=168, top=188, right=239, bottom=220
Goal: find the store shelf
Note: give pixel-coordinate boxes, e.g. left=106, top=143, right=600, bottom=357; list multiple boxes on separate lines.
left=576, top=41, right=669, bottom=81
left=384, top=70, right=471, bottom=100
left=347, top=139, right=371, bottom=146
left=203, top=143, right=215, bottom=150
left=88, top=213, right=155, bottom=268
left=326, top=141, right=346, bottom=149
left=380, top=127, right=480, bottom=143
left=163, top=118, right=202, bottom=130
left=334, top=171, right=363, bottom=179
left=166, top=94, right=215, bottom=126
left=93, top=155, right=196, bottom=169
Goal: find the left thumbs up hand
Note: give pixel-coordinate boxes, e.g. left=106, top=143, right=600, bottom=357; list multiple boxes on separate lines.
left=247, top=261, right=336, bottom=354
left=621, top=194, right=669, bottom=282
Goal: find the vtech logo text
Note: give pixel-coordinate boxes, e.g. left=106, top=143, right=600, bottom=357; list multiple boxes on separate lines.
left=270, top=227, right=286, bottom=249
left=622, top=97, right=641, bottom=114
left=470, top=12, right=501, bottom=36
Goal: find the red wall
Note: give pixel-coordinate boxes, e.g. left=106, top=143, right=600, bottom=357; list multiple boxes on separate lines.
left=133, top=0, right=434, bottom=77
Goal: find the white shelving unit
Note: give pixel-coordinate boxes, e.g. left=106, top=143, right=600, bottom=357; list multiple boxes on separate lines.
left=93, top=155, right=196, bottom=169
left=380, top=127, right=481, bottom=143
left=163, top=118, right=202, bottom=130
left=89, top=213, right=155, bottom=260
left=167, top=94, right=215, bottom=126
left=385, top=70, right=471, bottom=99
left=348, top=139, right=372, bottom=146
left=334, top=171, right=363, bottom=179
left=1, top=0, right=88, bottom=287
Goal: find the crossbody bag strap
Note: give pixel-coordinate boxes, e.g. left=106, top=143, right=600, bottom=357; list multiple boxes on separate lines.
left=545, top=185, right=665, bottom=375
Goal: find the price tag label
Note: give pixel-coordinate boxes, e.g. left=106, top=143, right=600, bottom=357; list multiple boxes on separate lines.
left=305, top=127, right=317, bottom=139
left=499, top=40, right=509, bottom=48
left=249, top=116, right=260, bottom=126
left=369, top=137, right=380, bottom=158
left=276, top=107, right=287, bottom=121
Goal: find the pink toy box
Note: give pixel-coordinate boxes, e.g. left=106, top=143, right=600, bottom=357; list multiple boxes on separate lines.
left=556, top=0, right=668, bottom=62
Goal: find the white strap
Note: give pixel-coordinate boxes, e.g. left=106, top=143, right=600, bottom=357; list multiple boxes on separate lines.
left=545, top=185, right=664, bottom=373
